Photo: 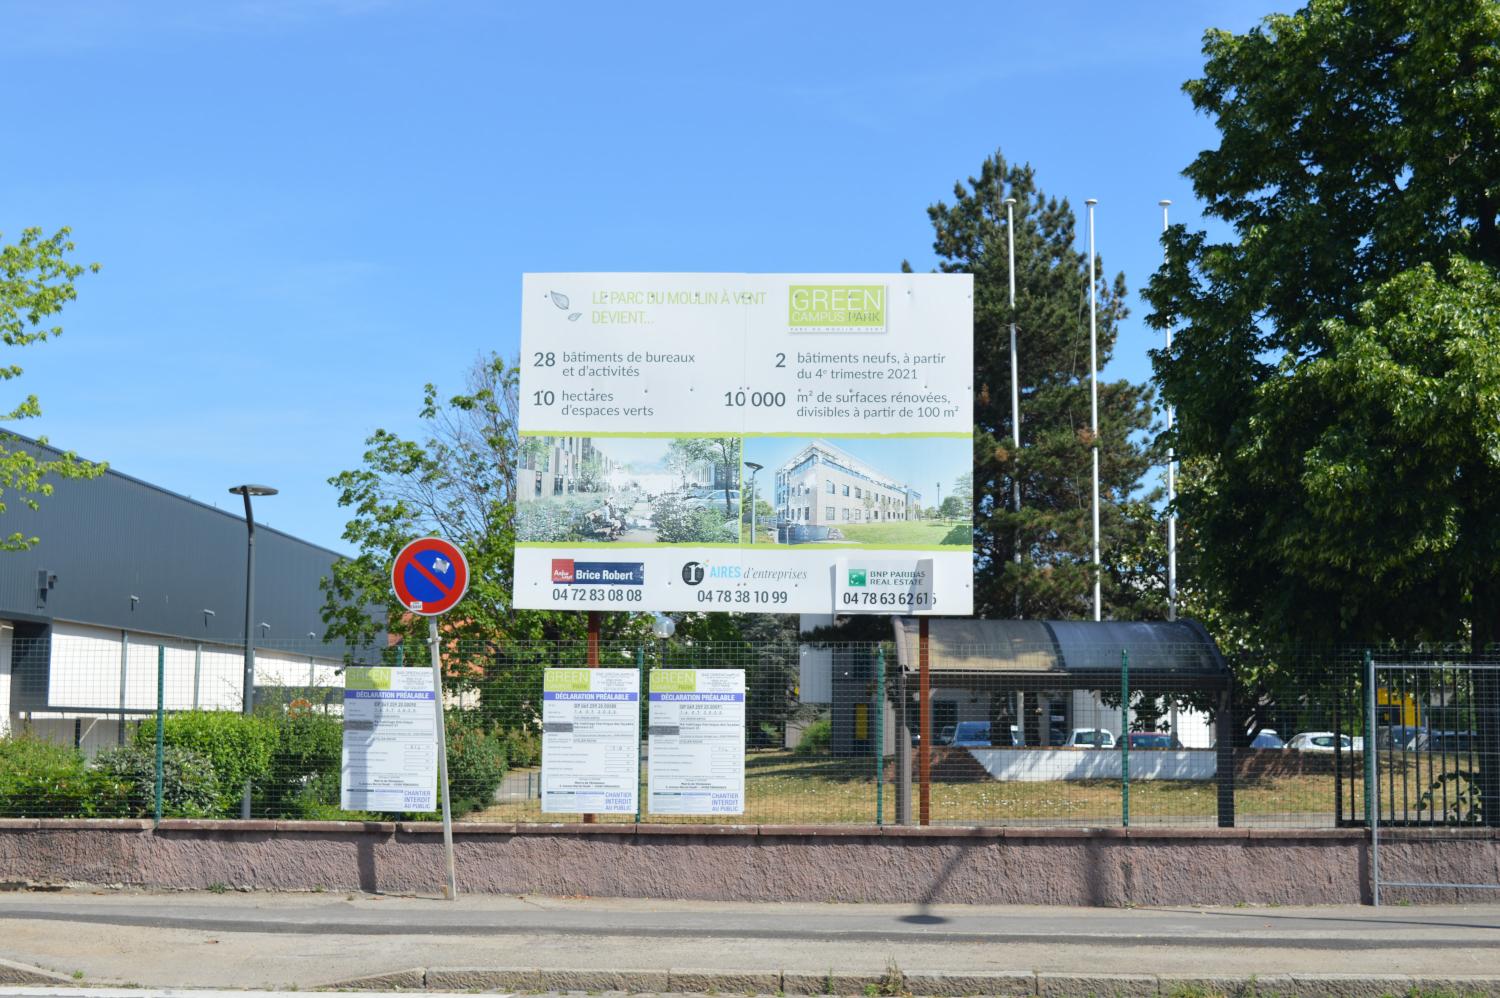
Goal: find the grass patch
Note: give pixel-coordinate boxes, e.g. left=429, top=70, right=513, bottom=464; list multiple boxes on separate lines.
left=467, top=750, right=1341, bottom=825
left=837, top=520, right=967, bottom=548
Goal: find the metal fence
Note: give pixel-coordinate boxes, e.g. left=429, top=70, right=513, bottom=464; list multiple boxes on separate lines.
left=1, top=635, right=1496, bottom=833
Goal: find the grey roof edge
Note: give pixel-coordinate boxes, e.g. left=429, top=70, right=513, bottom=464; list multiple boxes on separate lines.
left=2, top=430, right=353, bottom=562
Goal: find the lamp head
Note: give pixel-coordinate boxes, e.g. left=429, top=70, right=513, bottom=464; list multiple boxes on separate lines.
left=651, top=613, right=676, bottom=640
left=229, top=484, right=278, bottom=497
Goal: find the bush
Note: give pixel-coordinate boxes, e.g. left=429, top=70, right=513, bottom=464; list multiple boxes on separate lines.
left=93, top=744, right=219, bottom=818
left=498, top=726, right=541, bottom=767
left=0, top=736, right=126, bottom=818
left=651, top=494, right=738, bottom=543
left=443, top=711, right=508, bottom=817
left=258, top=709, right=344, bottom=819
left=135, top=711, right=277, bottom=816
left=794, top=717, right=832, bottom=757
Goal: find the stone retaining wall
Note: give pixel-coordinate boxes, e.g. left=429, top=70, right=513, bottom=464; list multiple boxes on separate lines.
left=0, top=819, right=1495, bottom=905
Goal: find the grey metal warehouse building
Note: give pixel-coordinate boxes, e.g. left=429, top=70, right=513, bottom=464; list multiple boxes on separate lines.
left=0, top=436, right=360, bottom=753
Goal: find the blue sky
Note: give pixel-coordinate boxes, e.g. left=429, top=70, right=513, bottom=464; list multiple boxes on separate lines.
left=2, top=0, right=1273, bottom=552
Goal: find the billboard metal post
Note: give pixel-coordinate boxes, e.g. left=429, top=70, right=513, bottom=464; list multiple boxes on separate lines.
left=918, top=616, right=931, bottom=826
left=584, top=611, right=601, bottom=824
left=1121, top=648, right=1130, bottom=828
left=874, top=645, right=885, bottom=826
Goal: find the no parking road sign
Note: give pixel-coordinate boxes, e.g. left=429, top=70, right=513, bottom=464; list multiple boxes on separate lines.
left=392, top=537, right=470, bottom=616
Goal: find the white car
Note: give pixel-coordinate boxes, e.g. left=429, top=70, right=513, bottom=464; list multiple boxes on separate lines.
left=1285, top=731, right=1353, bottom=752
left=1063, top=728, right=1115, bottom=749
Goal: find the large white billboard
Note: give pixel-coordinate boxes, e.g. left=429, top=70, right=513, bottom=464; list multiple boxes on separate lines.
left=515, top=273, right=973, bottom=615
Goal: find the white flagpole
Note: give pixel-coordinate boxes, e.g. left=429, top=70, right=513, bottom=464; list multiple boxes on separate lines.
left=1159, top=199, right=1177, bottom=622
left=1086, top=198, right=1101, bottom=622
left=1006, top=195, right=1021, bottom=617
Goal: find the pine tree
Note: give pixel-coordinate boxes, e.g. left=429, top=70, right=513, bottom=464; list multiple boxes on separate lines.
left=907, top=151, right=1162, bottom=620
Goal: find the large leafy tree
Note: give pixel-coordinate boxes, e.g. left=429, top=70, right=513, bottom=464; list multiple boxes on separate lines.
left=0, top=227, right=104, bottom=548
left=321, top=354, right=609, bottom=651
left=1146, top=0, right=1500, bottom=648
left=908, top=151, right=1163, bottom=620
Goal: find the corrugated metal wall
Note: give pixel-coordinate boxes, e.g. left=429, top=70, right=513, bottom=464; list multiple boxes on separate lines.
left=0, top=436, right=361, bottom=650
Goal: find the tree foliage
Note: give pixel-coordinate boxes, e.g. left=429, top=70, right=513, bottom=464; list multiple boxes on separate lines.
left=0, top=227, right=104, bottom=548
left=1147, top=0, right=1500, bottom=646
left=909, top=151, right=1163, bottom=620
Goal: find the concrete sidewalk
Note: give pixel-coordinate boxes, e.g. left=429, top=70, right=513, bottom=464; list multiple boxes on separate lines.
left=0, top=889, right=1497, bottom=994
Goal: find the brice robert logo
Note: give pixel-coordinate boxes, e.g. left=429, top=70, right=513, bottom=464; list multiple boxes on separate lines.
left=681, top=562, right=706, bottom=586
left=847, top=569, right=868, bottom=588
left=788, top=284, right=886, bottom=333
left=552, top=559, right=645, bottom=585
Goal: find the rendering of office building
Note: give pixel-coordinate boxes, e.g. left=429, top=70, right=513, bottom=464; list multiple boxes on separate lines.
left=518, top=436, right=610, bottom=501
left=774, top=440, right=917, bottom=527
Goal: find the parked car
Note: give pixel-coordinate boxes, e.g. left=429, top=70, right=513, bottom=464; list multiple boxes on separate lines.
left=1063, top=728, right=1115, bottom=748
left=1249, top=728, right=1285, bottom=749
left=685, top=489, right=740, bottom=511
left=946, top=720, right=1024, bottom=748
left=1285, top=731, right=1353, bottom=752
left=1428, top=730, right=1474, bottom=752
left=1126, top=731, right=1182, bottom=749
left=1374, top=725, right=1426, bottom=750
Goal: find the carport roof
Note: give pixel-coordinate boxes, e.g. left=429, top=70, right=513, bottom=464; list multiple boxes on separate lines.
left=889, top=618, right=1229, bottom=688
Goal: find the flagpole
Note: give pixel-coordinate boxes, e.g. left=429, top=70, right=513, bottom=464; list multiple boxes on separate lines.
left=1159, top=199, right=1177, bottom=622
left=1005, top=195, right=1021, bottom=617
left=1086, top=198, right=1100, bottom=622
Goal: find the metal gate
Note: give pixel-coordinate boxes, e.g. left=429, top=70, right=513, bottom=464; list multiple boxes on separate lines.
left=1367, top=656, right=1500, bottom=904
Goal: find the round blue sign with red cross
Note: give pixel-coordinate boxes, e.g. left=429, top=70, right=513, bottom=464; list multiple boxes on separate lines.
left=391, top=537, right=469, bottom=616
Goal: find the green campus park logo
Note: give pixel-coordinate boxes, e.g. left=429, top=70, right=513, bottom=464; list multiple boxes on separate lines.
left=788, top=285, right=886, bottom=332
left=847, top=569, right=867, bottom=587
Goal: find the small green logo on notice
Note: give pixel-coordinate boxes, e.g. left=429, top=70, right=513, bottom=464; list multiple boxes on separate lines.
left=789, top=285, right=886, bottom=332
left=847, top=569, right=867, bottom=587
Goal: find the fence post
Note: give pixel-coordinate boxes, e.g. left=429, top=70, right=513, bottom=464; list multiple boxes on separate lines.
left=875, top=646, right=885, bottom=826
left=1364, top=649, right=1379, bottom=905
left=1121, top=648, right=1129, bottom=828
left=154, top=645, right=165, bottom=827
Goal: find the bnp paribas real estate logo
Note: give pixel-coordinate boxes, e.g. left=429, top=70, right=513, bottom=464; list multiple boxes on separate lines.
left=847, top=569, right=868, bottom=588
left=788, top=284, right=886, bottom=333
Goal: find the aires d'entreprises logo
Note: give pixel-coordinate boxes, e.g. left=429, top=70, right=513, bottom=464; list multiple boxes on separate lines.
left=788, top=284, right=886, bottom=333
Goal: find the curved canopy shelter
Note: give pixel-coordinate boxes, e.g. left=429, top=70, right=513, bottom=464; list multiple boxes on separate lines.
left=888, top=618, right=1237, bottom=827
left=889, top=618, right=1230, bottom=692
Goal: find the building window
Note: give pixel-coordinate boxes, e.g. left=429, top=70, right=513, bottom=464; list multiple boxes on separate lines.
left=825, top=506, right=834, bottom=521
left=826, top=480, right=835, bottom=495
left=842, top=484, right=850, bottom=497
left=854, top=487, right=862, bottom=499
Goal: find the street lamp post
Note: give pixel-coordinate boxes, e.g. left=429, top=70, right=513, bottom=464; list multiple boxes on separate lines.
left=1159, top=199, right=1177, bottom=622
left=229, top=483, right=277, bottom=819
left=744, top=461, right=763, bottom=544
left=1085, top=199, right=1101, bottom=622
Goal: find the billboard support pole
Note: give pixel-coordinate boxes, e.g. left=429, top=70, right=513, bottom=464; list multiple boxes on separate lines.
left=919, top=616, right=931, bottom=826
left=584, top=611, right=600, bottom=824
left=429, top=615, right=458, bottom=900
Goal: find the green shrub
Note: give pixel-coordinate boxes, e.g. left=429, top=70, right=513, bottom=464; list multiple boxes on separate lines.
left=0, top=736, right=125, bottom=818
left=443, top=711, right=508, bottom=818
left=498, top=725, right=541, bottom=767
left=92, top=744, right=218, bottom=818
left=794, top=717, right=832, bottom=757
left=257, top=709, right=344, bottom=819
left=135, top=711, right=277, bottom=815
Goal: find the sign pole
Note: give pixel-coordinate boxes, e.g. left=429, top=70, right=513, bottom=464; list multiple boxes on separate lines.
left=583, top=610, right=601, bottom=824
left=918, top=616, right=931, bottom=826
left=429, top=615, right=458, bottom=900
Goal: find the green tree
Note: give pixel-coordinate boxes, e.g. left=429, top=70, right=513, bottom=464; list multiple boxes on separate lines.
left=0, top=227, right=104, bottom=548
left=1145, top=0, right=1500, bottom=648
left=908, top=151, right=1162, bottom=620
left=321, top=355, right=624, bottom=651
left=665, top=437, right=741, bottom=516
